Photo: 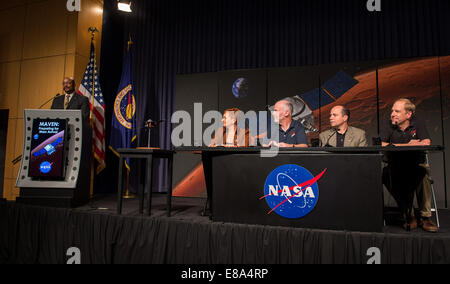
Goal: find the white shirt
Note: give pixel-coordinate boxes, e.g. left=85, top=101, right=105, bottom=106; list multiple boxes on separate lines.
left=225, top=126, right=236, bottom=145
left=65, top=92, right=74, bottom=101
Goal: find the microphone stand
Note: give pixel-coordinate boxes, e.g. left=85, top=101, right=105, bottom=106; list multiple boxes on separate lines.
left=144, top=119, right=164, bottom=148
left=38, top=93, right=61, bottom=109
left=324, top=129, right=337, bottom=147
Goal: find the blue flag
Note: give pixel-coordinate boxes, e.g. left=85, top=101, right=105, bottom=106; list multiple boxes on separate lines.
left=109, top=47, right=137, bottom=170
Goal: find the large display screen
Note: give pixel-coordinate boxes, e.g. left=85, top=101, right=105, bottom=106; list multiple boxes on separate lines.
left=28, top=118, right=68, bottom=179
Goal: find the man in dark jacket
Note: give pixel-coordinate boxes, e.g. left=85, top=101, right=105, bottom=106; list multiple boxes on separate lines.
left=51, top=77, right=90, bottom=122
left=51, top=77, right=92, bottom=197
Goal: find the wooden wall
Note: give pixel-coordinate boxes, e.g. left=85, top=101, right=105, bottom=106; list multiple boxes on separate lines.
left=0, top=0, right=103, bottom=200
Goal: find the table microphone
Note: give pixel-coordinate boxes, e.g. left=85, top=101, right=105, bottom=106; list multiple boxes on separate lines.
left=144, top=119, right=165, bottom=147
left=324, top=128, right=338, bottom=147
left=145, top=119, right=165, bottom=128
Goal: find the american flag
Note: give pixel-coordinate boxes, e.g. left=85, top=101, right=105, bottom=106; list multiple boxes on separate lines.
left=77, top=42, right=106, bottom=174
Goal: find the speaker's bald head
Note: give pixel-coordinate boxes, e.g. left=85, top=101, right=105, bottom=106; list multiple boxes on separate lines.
left=63, top=77, right=75, bottom=94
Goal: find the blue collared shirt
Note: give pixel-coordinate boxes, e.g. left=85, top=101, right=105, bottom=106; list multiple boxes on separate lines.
left=278, top=120, right=308, bottom=145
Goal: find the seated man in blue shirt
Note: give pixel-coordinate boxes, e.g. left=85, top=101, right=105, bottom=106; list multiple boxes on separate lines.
left=263, top=100, right=308, bottom=148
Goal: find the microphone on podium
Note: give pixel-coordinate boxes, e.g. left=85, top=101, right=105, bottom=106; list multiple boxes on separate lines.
left=39, top=93, right=61, bottom=109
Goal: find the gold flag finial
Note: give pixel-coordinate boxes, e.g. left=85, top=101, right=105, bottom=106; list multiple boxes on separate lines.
left=127, top=34, right=133, bottom=51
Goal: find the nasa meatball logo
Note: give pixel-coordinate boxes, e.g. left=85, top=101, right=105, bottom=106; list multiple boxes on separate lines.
left=261, top=165, right=327, bottom=219
left=39, top=161, right=53, bottom=174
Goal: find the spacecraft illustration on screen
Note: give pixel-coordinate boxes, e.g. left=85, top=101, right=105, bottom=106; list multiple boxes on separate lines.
left=29, top=118, right=68, bottom=179
left=32, top=136, right=64, bottom=158
left=269, top=70, right=359, bottom=133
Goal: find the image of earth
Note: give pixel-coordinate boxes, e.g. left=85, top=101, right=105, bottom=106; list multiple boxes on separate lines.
left=232, top=78, right=249, bottom=99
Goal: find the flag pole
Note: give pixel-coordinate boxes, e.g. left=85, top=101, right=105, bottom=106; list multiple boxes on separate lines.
left=122, top=163, right=135, bottom=199
left=88, top=27, right=99, bottom=198
left=88, top=27, right=99, bottom=122
left=122, top=34, right=136, bottom=200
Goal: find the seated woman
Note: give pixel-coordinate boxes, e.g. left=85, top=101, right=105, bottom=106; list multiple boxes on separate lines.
left=209, top=108, right=250, bottom=147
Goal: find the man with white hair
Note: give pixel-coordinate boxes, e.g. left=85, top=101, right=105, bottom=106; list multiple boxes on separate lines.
left=265, top=100, right=308, bottom=148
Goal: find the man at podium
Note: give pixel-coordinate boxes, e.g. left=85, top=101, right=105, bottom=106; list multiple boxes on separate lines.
left=51, top=77, right=90, bottom=122
left=51, top=77, right=92, bottom=197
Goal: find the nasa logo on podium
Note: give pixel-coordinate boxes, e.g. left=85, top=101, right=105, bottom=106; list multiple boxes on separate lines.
left=39, top=161, right=52, bottom=174
left=261, top=165, right=327, bottom=219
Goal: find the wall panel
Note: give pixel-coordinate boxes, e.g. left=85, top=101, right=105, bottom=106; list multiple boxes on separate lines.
left=0, top=62, right=21, bottom=118
left=0, top=6, right=26, bottom=63
left=77, top=0, right=103, bottom=59
left=0, top=0, right=104, bottom=200
left=22, top=0, right=71, bottom=60
left=18, top=56, right=66, bottom=114
left=3, top=119, right=17, bottom=180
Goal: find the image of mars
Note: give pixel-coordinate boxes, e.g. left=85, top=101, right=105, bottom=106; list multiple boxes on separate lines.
left=315, top=56, right=449, bottom=142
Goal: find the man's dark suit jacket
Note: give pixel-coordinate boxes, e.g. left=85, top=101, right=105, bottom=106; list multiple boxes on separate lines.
left=51, top=92, right=90, bottom=122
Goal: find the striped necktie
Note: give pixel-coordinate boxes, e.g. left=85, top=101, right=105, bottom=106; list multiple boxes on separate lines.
left=64, top=94, right=70, bottom=109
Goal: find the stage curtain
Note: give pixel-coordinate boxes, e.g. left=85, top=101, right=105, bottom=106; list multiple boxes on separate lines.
left=1, top=203, right=449, bottom=264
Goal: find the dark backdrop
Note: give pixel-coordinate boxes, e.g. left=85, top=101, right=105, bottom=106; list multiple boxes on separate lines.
left=97, top=0, right=450, bottom=194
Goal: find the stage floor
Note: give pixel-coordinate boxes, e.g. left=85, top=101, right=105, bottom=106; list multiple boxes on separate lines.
left=78, top=193, right=450, bottom=236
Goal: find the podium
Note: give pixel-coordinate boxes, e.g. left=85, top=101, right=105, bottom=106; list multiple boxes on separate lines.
left=15, top=109, right=92, bottom=208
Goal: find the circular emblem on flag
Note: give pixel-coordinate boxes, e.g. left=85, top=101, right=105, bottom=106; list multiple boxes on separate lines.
left=263, top=164, right=324, bottom=219
left=114, top=84, right=136, bottom=130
